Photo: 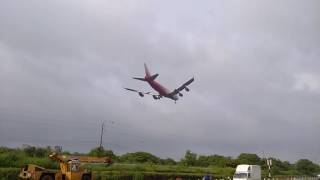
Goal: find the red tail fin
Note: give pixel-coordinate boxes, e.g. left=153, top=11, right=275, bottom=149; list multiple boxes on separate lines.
left=144, top=63, right=151, bottom=77
left=133, top=63, right=158, bottom=82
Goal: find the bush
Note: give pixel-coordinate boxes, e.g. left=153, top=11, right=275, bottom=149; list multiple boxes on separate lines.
left=0, top=168, right=20, bottom=180
left=0, top=152, right=24, bottom=167
left=22, top=145, right=51, bottom=158
left=119, top=152, right=160, bottom=164
left=88, top=147, right=117, bottom=160
left=296, top=159, right=320, bottom=176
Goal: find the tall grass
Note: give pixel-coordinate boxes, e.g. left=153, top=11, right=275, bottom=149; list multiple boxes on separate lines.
left=0, top=152, right=58, bottom=169
left=88, top=163, right=234, bottom=179
left=0, top=168, right=20, bottom=180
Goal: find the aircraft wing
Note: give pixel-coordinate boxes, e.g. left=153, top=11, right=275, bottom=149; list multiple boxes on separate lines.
left=124, top=88, right=150, bottom=95
left=171, top=77, right=195, bottom=95
left=124, top=87, right=161, bottom=99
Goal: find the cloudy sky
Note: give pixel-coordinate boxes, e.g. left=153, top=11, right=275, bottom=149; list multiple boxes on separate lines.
left=0, top=0, right=319, bottom=163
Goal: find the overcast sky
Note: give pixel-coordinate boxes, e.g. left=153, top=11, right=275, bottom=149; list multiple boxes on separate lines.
left=0, top=0, right=319, bottom=163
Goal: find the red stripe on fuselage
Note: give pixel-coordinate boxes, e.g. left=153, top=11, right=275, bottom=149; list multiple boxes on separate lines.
left=147, top=80, right=170, bottom=95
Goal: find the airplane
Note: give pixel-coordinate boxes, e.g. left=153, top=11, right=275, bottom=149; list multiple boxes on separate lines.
left=124, top=63, right=194, bottom=103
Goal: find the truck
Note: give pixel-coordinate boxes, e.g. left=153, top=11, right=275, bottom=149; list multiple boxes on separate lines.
left=233, top=165, right=261, bottom=180
left=19, top=152, right=112, bottom=180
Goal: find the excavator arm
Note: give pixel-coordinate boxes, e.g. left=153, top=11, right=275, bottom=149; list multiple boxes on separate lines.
left=49, top=153, right=112, bottom=164
left=49, top=153, right=67, bottom=163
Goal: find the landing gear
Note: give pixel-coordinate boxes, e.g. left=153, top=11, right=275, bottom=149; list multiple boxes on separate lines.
left=153, top=95, right=162, bottom=100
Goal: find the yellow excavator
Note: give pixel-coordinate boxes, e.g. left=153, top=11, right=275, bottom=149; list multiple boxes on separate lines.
left=19, top=153, right=112, bottom=180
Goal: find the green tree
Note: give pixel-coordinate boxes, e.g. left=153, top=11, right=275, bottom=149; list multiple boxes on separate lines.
left=23, top=145, right=36, bottom=157
left=264, top=158, right=294, bottom=175
left=0, top=147, right=15, bottom=154
left=197, top=155, right=210, bottom=167
left=237, top=153, right=261, bottom=165
left=119, top=152, right=160, bottom=164
left=88, top=147, right=116, bottom=159
left=180, top=150, right=197, bottom=166
left=160, top=158, right=177, bottom=165
left=0, top=152, right=22, bottom=167
left=196, top=155, right=237, bottom=167
left=22, top=145, right=51, bottom=157
left=296, top=159, right=320, bottom=176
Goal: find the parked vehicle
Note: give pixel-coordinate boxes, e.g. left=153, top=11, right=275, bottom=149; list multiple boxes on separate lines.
left=233, top=165, right=261, bottom=180
left=19, top=153, right=112, bottom=180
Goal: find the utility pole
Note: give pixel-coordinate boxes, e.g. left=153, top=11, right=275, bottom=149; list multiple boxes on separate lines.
left=99, top=121, right=105, bottom=151
left=267, top=158, right=272, bottom=179
left=262, top=152, right=272, bottom=179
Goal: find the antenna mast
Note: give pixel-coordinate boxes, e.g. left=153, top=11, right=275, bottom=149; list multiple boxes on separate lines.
left=99, top=122, right=105, bottom=150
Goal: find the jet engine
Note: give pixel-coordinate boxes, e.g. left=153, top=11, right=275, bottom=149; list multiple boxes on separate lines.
left=178, top=93, right=183, bottom=97
left=138, top=92, right=144, bottom=97
left=153, top=95, right=159, bottom=99
left=185, top=87, right=190, bottom=92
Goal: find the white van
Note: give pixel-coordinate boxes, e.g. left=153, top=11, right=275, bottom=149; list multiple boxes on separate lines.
left=233, top=165, right=261, bottom=180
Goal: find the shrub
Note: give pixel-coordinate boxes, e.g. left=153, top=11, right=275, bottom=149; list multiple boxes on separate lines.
left=0, top=168, right=20, bottom=180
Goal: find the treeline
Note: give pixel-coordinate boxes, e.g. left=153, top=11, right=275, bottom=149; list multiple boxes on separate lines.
left=179, top=151, right=320, bottom=176
left=1, top=145, right=319, bottom=176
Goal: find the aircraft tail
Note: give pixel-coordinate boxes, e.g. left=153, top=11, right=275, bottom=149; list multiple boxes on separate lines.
left=144, top=63, right=151, bottom=77
left=133, top=63, right=159, bottom=82
left=148, top=74, right=159, bottom=81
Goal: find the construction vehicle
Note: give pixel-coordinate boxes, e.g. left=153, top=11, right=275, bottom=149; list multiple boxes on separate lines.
left=19, top=153, right=112, bottom=180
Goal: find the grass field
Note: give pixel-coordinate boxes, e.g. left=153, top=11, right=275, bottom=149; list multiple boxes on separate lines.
left=0, top=164, right=315, bottom=180
left=0, top=164, right=233, bottom=180
left=87, top=163, right=235, bottom=178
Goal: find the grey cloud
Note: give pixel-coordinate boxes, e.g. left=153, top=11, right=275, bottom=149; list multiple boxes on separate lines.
left=0, top=0, right=319, bottom=163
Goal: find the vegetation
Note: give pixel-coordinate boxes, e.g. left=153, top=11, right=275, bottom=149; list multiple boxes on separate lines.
left=0, top=145, right=319, bottom=179
left=295, top=159, right=320, bottom=176
left=0, top=168, right=20, bottom=180
left=87, top=163, right=233, bottom=179
left=0, top=146, right=58, bottom=169
left=88, top=147, right=117, bottom=160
